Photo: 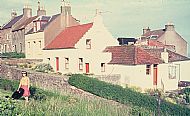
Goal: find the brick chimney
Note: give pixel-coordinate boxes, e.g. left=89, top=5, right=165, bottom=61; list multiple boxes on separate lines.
left=143, top=27, right=151, bottom=34
left=37, top=1, right=46, bottom=16
left=165, top=22, right=175, bottom=31
left=161, top=48, right=169, bottom=63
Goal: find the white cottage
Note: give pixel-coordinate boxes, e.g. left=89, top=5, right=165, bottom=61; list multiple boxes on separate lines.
left=43, top=14, right=118, bottom=75
left=104, top=45, right=190, bottom=91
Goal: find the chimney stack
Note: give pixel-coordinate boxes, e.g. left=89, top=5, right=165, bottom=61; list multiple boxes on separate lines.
left=37, top=1, right=46, bottom=16
left=11, top=10, right=17, bottom=19
left=161, top=48, right=169, bottom=63
left=165, top=22, right=175, bottom=31
left=143, top=27, right=151, bottom=35
left=23, top=5, right=32, bottom=18
left=61, top=0, right=71, bottom=15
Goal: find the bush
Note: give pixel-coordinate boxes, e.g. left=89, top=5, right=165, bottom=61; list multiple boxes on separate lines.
left=68, top=74, right=190, bottom=115
left=0, top=98, right=20, bottom=115
left=1, top=52, right=25, bottom=58
left=0, top=78, right=19, bottom=92
left=33, top=63, right=54, bottom=73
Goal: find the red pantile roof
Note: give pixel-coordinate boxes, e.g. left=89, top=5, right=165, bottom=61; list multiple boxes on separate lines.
left=104, top=46, right=163, bottom=65
left=147, top=40, right=165, bottom=47
left=142, top=29, right=165, bottom=39
left=104, top=46, right=190, bottom=65
left=143, top=48, right=190, bottom=62
left=44, top=23, right=93, bottom=50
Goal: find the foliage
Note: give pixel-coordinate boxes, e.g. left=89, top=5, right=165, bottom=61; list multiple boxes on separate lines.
left=68, top=74, right=190, bottom=115
left=0, top=77, right=19, bottom=92
left=1, top=52, right=25, bottom=58
left=33, top=63, right=54, bottom=73
left=0, top=98, right=20, bottom=115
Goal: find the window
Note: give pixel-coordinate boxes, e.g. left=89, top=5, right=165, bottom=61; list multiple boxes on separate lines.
left=86, top=39, right=91, bottom=49
left=151, top=35, right=158, bottom=39
left=47, top=58, right=50, bottom=61
left=20, top=43, right=22, bottom=52
left=28, top=42, right=30, bottom=48
left=101, top=63, right=105, bottom=72
left=6, top=34, right=9, bottom=40
left=79, top=58, right=83, bottom=70
left=146, top=65, right=151, bottom=75
left=33, top=41, right=36, bottom=44
left=169, top=65, right=176, bottom=79
left=39, top=41, right=41, bottom=48
left=65, top=58, right=69, bottom=69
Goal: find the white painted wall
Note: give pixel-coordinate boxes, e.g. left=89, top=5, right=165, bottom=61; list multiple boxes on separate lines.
left=107, top=63, right=179, bottom=91
left=174, top=60, right=190, bottom=82
left=25, top=32, right=44, bottom=59
left=43, top=14, right=118, bottom=75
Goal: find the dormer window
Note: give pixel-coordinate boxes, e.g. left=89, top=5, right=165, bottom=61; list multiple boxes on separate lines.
left=86, top=39, right=91, bottom=49
left=151, top=35, right=158, bottom=39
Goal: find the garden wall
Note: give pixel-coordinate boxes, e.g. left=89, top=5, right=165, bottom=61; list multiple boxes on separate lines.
left=0, top=64, right=125, bottom=106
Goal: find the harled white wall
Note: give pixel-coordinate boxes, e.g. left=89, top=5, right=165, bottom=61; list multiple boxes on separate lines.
left=25, top=32, right=44, bottom=59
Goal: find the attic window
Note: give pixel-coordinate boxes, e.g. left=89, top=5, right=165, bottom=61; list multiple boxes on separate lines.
left=86, top=39, right=91, bottom=49
left=151, top=35, right=158, bottom=39
left=146, top=65, right=151, bottom=75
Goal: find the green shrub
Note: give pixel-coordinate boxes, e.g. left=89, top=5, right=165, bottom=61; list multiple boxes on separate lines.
left=33, top=63, right=54, bottom=73
left=0, top=78, right=19, bottom=92
left=0, top=98, right=20, bottom=115
left=68, top=74, right=190, bottom=115
left=1, top=52, right=25, bottom=58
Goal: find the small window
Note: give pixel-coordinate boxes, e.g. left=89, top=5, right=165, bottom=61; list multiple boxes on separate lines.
left=79, top=58, right=83, bottom=70
left=101, top=63, right=105, bottom=72
left=169, top=65, right=176, bottom=79
left=39, top=41, right=41, bottom=48
left=65, top=58, right=69, bottom=69
left=86, top=39, right=91, bottom=49
left=146, top=65, right=151, bottom=75
left=33, top=41, right=36, bottom=44
left=47, top=58, right=50, bottom=61
left=20, top=43, right=22, bottom=52
left=28, top=42, right=30, bottom=48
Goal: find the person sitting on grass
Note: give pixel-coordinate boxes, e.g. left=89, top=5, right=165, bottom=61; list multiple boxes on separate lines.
left=17, top=71, right=30, bottom=103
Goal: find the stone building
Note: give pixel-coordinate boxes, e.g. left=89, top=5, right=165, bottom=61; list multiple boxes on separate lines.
left=25, top=1, right=80, bottom=59
left=140, top=23, right=188, bottom=56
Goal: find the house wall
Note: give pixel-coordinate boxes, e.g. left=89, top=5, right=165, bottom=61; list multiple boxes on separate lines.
left=0, top=28, right=13, bottom=53
left=25, top=32, right=44, bottom=59
left=157, top=31, right=188, bottom=56
left=174, top=60, right=190, bottom=82
left=43, top=15, right=118, bottom=75
left=12, top=29, right=25, bottom=53
left=107, top=63, right=179, bottom=91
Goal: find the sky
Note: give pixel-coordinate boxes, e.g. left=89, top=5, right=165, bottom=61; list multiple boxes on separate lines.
left=0, top=0, right=190, bottom=54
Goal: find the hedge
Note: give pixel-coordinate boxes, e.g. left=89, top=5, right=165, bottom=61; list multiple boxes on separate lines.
left=68, top=74, right=190, bottom=116
left=1, top=52, right=25, bottom=58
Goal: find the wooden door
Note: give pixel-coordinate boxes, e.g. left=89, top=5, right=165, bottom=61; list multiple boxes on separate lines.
left=56, top=57, right=59, bottom=71
left=86, top=63, right=89, bottom=73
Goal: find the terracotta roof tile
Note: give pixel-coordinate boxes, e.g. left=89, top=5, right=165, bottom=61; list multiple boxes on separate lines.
left=142, top=29, right=165, bottom=39
left=104, top=46, right=163, bottom=65
left=104, top=45, right=190, bottom=65
left=44, top=23, right=93, bottom=50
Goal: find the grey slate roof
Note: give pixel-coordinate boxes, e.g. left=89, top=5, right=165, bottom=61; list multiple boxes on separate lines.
left=2, top=15, right=23, bottom=30
left=26, top=14, right=60, bottom=34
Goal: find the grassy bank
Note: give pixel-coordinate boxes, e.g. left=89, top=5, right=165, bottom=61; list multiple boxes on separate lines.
left=0, top=78, right=134, bottom=116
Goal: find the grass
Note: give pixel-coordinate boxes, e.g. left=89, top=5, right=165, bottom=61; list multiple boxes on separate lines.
left=0, top=89, right=133, bottom=116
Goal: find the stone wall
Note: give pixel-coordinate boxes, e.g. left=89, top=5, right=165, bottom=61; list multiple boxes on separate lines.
left=0, top=59, right=42, bottom=66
